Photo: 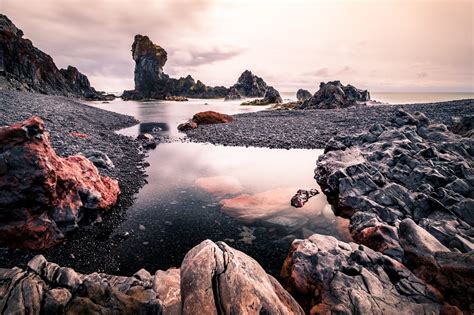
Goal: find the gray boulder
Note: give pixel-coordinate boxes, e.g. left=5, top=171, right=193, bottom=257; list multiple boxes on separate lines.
left=296, top=88, right=311, bottom=101
left=299, top=80, right=370, bottom=109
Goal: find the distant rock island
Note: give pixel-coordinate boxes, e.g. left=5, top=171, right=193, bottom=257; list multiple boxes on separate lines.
left=0, top=14, right=107, bottom=100
left=122, top=35, right=229, bottom=100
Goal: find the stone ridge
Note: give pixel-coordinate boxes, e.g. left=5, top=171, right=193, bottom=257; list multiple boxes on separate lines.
left=0, top=14, right=104, bottom=99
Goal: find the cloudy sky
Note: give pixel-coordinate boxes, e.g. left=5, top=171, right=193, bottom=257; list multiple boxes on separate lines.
left=2, top=0, right=473, bottom=93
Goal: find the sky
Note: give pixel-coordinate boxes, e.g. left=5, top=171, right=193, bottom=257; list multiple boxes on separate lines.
left=1, top=0, right=473, bottom=93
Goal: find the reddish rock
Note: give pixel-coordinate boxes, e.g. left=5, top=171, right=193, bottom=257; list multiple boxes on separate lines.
left=177, top=120, right=198, bottom=132
left=191, top=111, right=233, bottom=125
left=0, top=116, right=119, bottom=249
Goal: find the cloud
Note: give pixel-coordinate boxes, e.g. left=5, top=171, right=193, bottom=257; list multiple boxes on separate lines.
left=416, top=72, right=428, bottom=78
left=303, top=66, right=356, bottom=78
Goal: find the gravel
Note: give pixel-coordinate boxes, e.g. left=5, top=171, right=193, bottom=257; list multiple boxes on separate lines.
left=185, top=99, right=474, bottom=149
left=0, top=90, right=147, bottom=274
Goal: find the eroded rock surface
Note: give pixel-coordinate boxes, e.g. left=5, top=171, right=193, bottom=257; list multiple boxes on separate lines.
left=315, top=109, right=473, bottom=257
left=227, top=70, right=268, bottom=98
left=0, top=14, right=104, bottom=99
left=0, top=116, right=119, bottom=249
left=299, top=80, right=370, bottom=109
left=281, top=234, right=456, bottom=314
left=296, top=89, right=312, bottom=102
left=0, top=240, right=303, bottom=314
left=242, top=86, right=283, bottom=106
left=122, top=35, right=229, bottom=100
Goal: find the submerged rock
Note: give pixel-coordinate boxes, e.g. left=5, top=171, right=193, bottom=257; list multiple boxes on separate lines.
left=0, top=240, right=303, bottom=314
left=314, top=109, right=473, bottom=257
left=241, top=86, right=283, bottom=106
left=0, top=116, right=119, bottom=249
left=281, top=233, right=454, bottom=314
left=0, top=14, right=104, bottom=99
left=290, top=188, right=319, bottom=208
left=299, top=80, right=370, bottom=109
left=296, top=88, right=312, bottom=101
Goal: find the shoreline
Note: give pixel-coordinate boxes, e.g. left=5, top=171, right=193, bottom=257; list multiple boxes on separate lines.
left=184, top=99, right=474, bottom=149
left=0, top=90, right=148, bottom=275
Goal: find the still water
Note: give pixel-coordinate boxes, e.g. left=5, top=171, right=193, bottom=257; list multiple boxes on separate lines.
left=88, top=98, right=349, bottom=276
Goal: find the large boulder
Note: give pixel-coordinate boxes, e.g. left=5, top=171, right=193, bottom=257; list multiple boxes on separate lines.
left=241, top=86, right=283, bottom=106
left=281, top=234, right=454, bottom=314
left=123, top=35, right=229, bottom=100
left=0, top=241, right=303, bottom=314
left=0, top=14, right=103, bottom=99
left=228, top=70, right=268, bottom=97
left=178, top=111, right=233, bottom=131
left=299, top=81, right=370, bottom=109
left=314, top=109, right=474, bottom=257
left=0, top=116, right=120, bottom=249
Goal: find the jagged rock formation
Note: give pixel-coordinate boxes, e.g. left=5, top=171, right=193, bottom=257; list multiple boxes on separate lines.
left=226, top=70, right=268, bottom=98
left=281, top=233, right=460, bottom=314
left=241, top=86, right=283, bottom=106
left=299, top=80, right=370, bottom=109
left=0, top=14, right=105, bottom=99
left=122, top=35, right=228, bottom=100
left=296, top=88, right=311, bottom=101
left=224, top=87, right=242, bottom=101
left=178, top=111, right=233, bottom=131
left=0, top=116, right=119, bottom=249
left=0, top=240, right=304, bottom=314
left=314, top=110, right=473, bottom=257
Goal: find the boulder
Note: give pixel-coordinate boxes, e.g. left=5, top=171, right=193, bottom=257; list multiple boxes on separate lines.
left=136, top=133, right=157, bottom=149
left=0, top=241, right=303, bottom=314
left=123, top=35, right=229, bottom=100
left=224, top=87, right=242, bottom=101
left=296, top=88, right=311, bottom=101
left=299, top=80, right=370, bottom=109
left=81, top=149, right=114, bottom=170
left=0, top=116, right=120, bottom=249
left=314, top=109, right=474, bottom=256
left=241, top=86, right=283, bottom=105
left=0, top=14, right=103, bottom=99
left=290, top=188, right=319, bottom=208
left=192, top=111, right=234, bottom=125
left=177, top=120, right=198, bottom=132
left=281, top=234, right=449, bottom=314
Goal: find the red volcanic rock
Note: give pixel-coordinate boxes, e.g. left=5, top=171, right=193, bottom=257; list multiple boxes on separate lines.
left=0, top=116, right=119, bottom=249
left=192, top=111, right=233, bottom=125
left=69, top=131, right=89, bottom=138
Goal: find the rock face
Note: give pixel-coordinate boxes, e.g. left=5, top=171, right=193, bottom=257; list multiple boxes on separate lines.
left=0, top=14, right=104, bottom=99
left=314, top=109, right=473, bottom=257
left=0, top=116, right=120, bottom=249
left=241, top=86, right=283, bottom=106
left=122, top=35, right=228, bottom=100
left=178, top=111, right=233, bottom=131
left=299, top=80, right=370, bottom=109
left=226, top=70, right=268, bottom=98
left=281, top=234, right=454, bottom=314
left=296, top=88, right=311, bottom=101
left=0, top=240, right=303, bottom=314
left=224, top=87, right=242, bottom=101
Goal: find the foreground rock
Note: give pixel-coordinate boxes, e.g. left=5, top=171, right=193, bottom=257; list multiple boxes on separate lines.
left=178, top=111, right=233, bottom=131
left=0, top=240, right=303, bottom=314
left=0, top=14, right=105, bottom=99
left=0, top=116, right=120, bottom=249
left=299, top=80, right=370, bottom=109
left=242, top=86, right=283, bottom=106
left=122, top=35, right=228, bottom=100
left=290, top=189, right=319, bottom=208
left=281, top=233, right=457, bottom=314
left=314, top=110, right=473, bottom=257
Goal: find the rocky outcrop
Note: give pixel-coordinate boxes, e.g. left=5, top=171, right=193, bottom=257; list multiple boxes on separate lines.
left=290, top=189, right=319, bottom=208
left=0, top=116, right=119, bottom=249
left=224, top=87, right=242, bottom=101
left=314, top=109, right=473, bottom=257
left=226, top=70, right=268, bottom=98
left=178, top=111, right=233, bottom=131
left=299, top=80, right=370, bottom=109
left=296, top=88, right=311, bottom=101
left=0, top=14, right=104, bottom=99
left=241, top=86, right=283, bottom=106
left=122, top=35, right=229, bottom=100
left=0, top=240, right=303, bottom=314
left=281, top=233, right=458, bottom=314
